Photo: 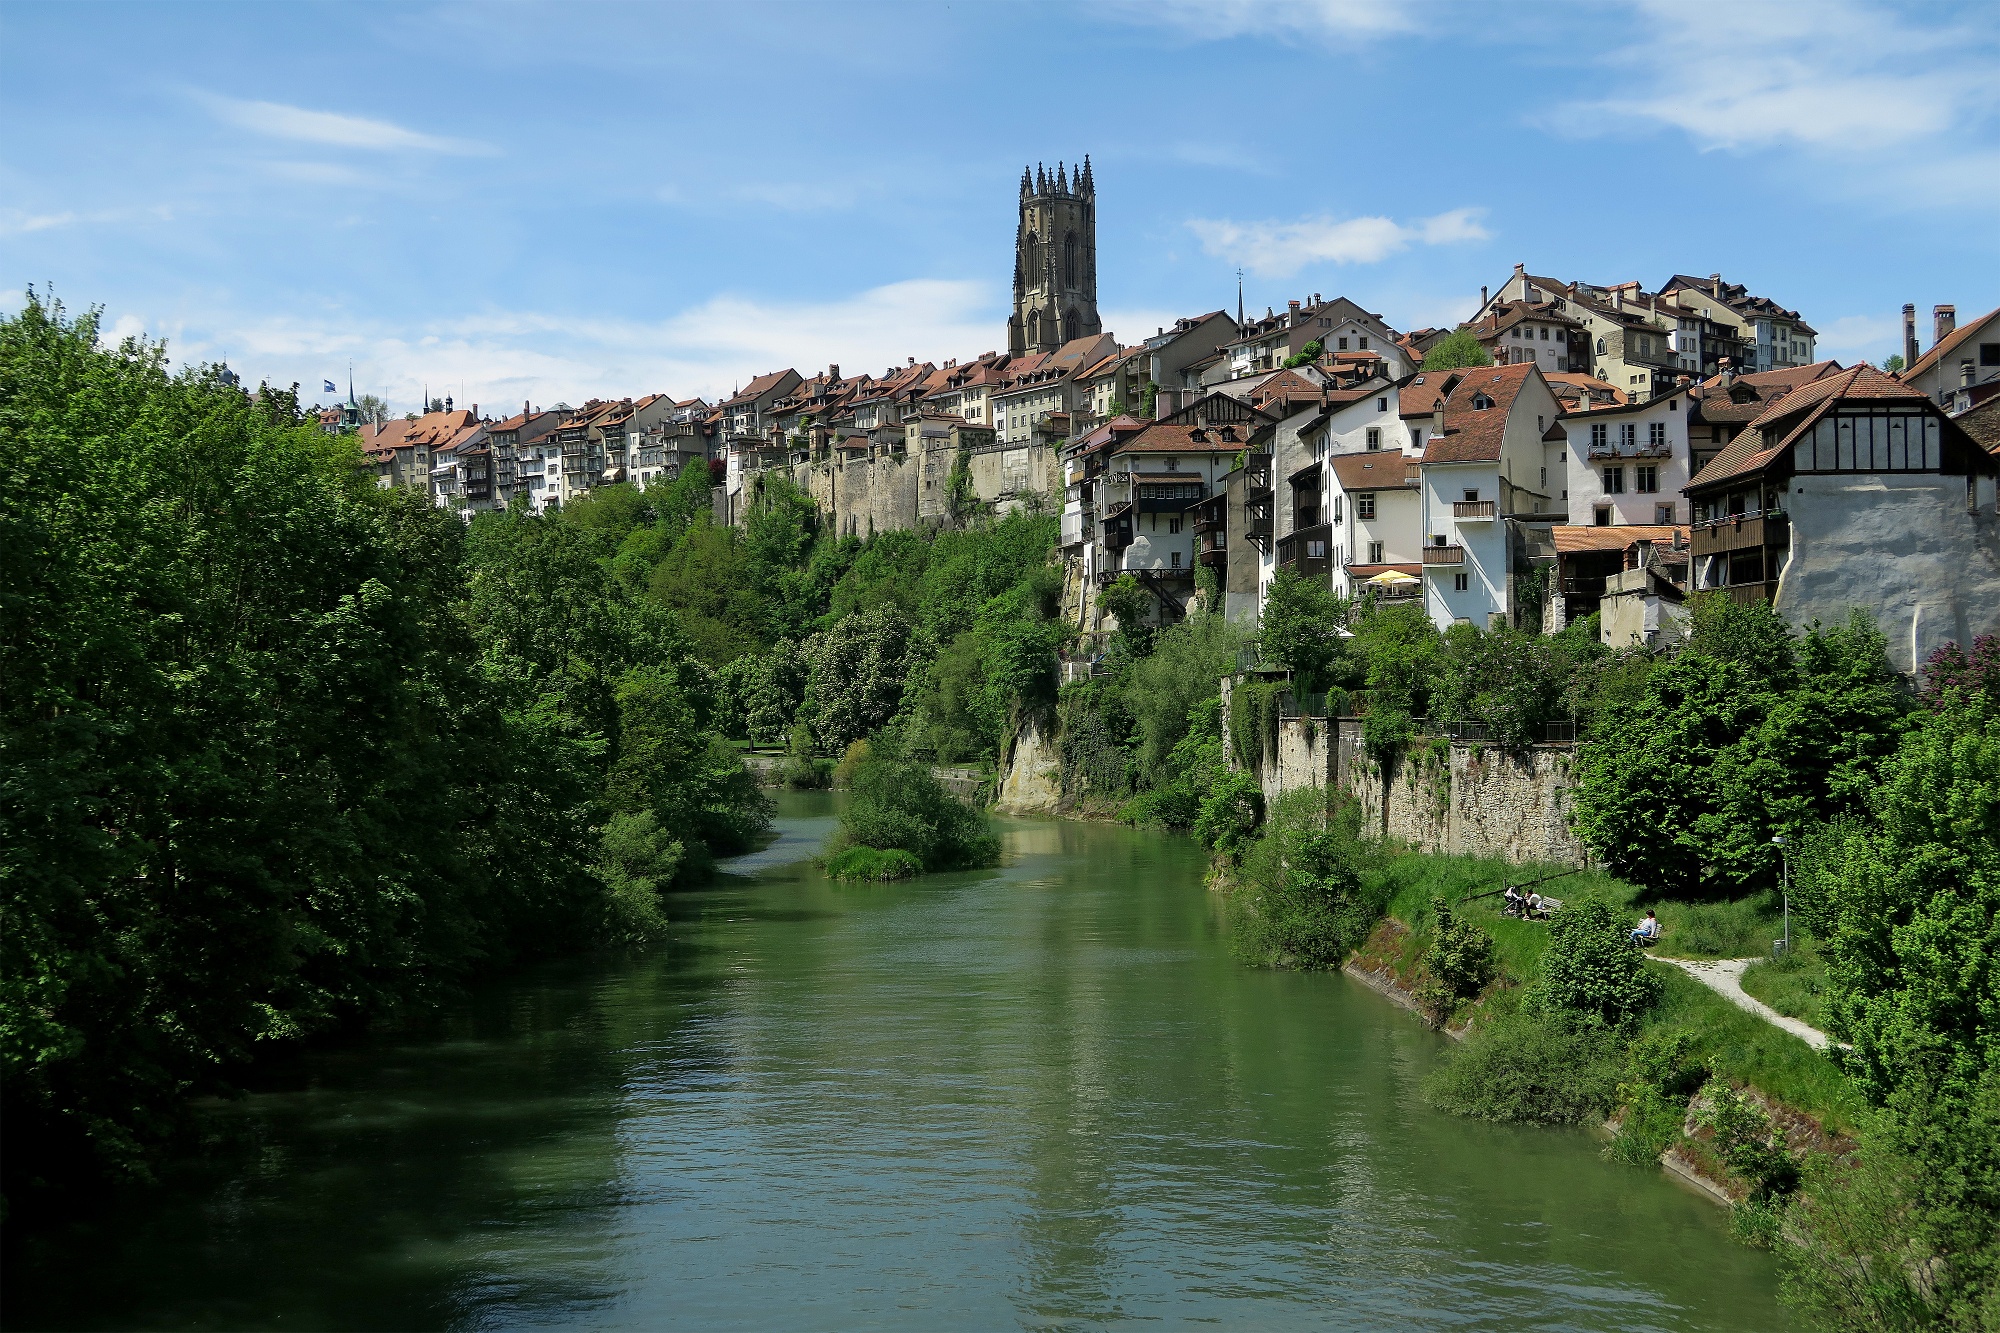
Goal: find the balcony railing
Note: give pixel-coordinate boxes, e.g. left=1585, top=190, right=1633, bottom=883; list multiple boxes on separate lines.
left=1690, top=511, right=1787, bottom=558
left=1422, top=545, right=1465, bottom=566
left=1452, top=500, right=1497, bottom=520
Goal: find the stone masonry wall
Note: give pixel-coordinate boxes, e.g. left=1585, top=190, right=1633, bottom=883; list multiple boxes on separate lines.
left=1239, top=712, right=1582, bottom=865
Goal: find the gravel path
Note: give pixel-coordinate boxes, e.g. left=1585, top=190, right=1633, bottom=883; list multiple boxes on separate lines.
left=1657, top=956, right=1843, bottom=1051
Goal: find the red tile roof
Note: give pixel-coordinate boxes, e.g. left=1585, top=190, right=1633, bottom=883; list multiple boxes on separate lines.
left=1688, top=365, right=1929, bottom=489
left=1552, top=524, right=1688, bottom=555
left=1902, top=304, right=1999, bottom=382
left=1329, top=453, right=1419, bottom=491
left=1419, top=362, right=1542, bottom=464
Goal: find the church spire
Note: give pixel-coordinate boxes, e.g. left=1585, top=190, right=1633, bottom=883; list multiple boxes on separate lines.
left=1036, top=162, right=1046, bottom=193
left=1080, top=154, right=1093, bottom=197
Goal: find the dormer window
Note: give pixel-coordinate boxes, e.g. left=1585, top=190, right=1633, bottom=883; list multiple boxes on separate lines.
left=1472, top=393, right=1494, bottom=410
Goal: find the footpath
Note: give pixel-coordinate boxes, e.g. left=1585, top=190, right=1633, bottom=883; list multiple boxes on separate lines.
left=1658, top=957, right=1843, bottom=1051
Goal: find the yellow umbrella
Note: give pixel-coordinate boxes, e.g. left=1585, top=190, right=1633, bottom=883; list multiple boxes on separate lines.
left=1366, top=569, right=1419, bottom=586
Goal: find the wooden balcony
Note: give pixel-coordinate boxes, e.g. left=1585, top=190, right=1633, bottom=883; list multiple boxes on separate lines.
left=1422, top=544, right=1465, bottom=566
left=1722, top=580, right=1778, bottom=607
left=1452, top=500, right=1497, bottom=521
left=1691, top=510, right=1787, bottom=558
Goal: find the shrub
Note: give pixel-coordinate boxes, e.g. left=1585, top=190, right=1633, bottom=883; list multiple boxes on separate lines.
left=1193, top=770, right=1264, bottom=858
left=1694, top=1077, right=1798, bottom=1202
left=824, top=846, right=923, bottom=882
left=1528, top=900, right=1661, bottom=1027
left=836, top=748, right=999, bottom=872
left=1230, top=792, right=1383, bottom=969
left=1607, top=1026, right=1706, bottom=1166
left=595, top=811, right=682, bottom=945
left=1422, top=1013, right=1622, bottom=1124
left=1413, top=896, right=1497, bottom=1027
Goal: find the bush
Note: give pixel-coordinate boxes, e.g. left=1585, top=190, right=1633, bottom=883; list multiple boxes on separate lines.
left=595, top=811, right=682, bottom=945
left=1528, top=900, right=1661, bottom=1027
left=1694, top=1078, right=1798, bottom=1201
left=836, top=748, right=999, bottom=872
left=1422, top=1013, right=1623, bottom=1124
left=1193, top=770, right=1264, bottom=858
left=1413, top=896, right=1498, bottom=1027
left=824, top=846, right=923, bottom=882
left=1230, top=792, right=1384, bottom=969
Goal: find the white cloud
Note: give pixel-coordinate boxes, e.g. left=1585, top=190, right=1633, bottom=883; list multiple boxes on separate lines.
left=1815, top=313, right=1905, bottom=359
left=1106, top=0, right=1414, bottom=43
left=1549, top=0, right=2000, bottom=204
left=198, top=94, right=496, bottom=155
left=1187, top=207, right=1489, bottom=277
left=0, top=209, right=78, bottom=236
left=128, top=278, right=1015, bottom=412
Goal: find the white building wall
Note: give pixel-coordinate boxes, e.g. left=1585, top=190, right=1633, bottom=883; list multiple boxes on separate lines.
left=1422, top=462, right=1508, bottom=627
left=1563, top=395, right=1694, bottom=526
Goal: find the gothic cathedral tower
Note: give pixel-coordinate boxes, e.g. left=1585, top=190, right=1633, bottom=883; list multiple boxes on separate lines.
left=1008, top=158, right=1099, bottom=358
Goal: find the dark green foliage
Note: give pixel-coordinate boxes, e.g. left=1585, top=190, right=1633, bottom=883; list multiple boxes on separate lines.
left=1430, top=618, right=1601, bottom=755
left=824, top=845, right=923, bottom=881
left=800, top=604, right=916, bottom=755
left=1778, top=1134, right=1949, bottom=1330
left=1608, top=1026, right=1707, bottom=1165
left=835, top=746, right=999, bottom=872
left=1419, top=328, right=1494, bottom=370
left=1422, top=1013, right=1622, bottom=1124
left=1414, top=896, right=1498, bottom=1026
left=1528, top=901, right=1661, bottom=1028
left=1258, top=567, right=1350, bottom=693
left=0, top=296, right=770, bottom=1200
left=1351, top=601, right=1437, bottom=762
left=1229, top=679, right=1283, bottom=770
left=1571, top=601, right=1908, bottom=896
left=1230, top=792, right=1385, bottom=969
left=1097, top=573, right=1154, bottom=657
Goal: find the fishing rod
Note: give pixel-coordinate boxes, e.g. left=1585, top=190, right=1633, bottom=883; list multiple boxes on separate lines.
left=1461, top=866, right=1587, bottom=904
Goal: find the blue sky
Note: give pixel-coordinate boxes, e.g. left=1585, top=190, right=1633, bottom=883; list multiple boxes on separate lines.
left=4, top=0, right=1995, bottom=412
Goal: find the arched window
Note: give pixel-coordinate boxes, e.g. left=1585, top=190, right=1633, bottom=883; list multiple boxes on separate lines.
left=1064, top=310, right=1080, bottom=342
left=1596, top=336, right=1607, bottom=355
left=1029, top=310, right=1043, bottom=345
left=1064, top=231, right=1077, bottom=286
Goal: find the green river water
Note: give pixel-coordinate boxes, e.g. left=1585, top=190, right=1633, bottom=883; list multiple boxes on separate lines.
left=7, top=792, right=1791, bottom=1330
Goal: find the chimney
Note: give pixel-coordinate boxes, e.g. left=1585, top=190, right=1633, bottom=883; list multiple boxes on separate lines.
left=1904, top=303, right=1920, bottom=369
left=1288, top=298, right=1301, bottom=318
left=829, top=363, right=840, bottom=380
left=1718, top=356, right=1735, bottom=388
left=1935, top=304, right=1957, bottom=346
left=524, top=399, right=531, bottom=416
left=1964, top=360, right=1978, bottom=390
left=1431, top=400, right=1446, bottom=444
left=1709, top=272, right=1722, bottom=297
left=1481, top=285, right=1489, bottom=309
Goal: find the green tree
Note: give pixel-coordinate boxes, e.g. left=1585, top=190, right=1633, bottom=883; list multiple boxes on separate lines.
left=800, top=604, right=917, bottom=754
left=1415, top=896, right=1498, bottom=1026
left=835, top=744, right=999, bottom=872
left=1420, top=329, right=1495, bottom=370
left=1528, top=901, right=1660, bottom=1028
left=1231, top=793, right=1383, bottom=969
left=1259, top=567, right=1349, bottom=693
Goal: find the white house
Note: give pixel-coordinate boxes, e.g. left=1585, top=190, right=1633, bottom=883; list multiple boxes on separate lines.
left=1413, top=362, right=1565, bottom=629
left=1328, top=452, right=1423, bottom=599
left=1561, top=389, right=1696, bottom=527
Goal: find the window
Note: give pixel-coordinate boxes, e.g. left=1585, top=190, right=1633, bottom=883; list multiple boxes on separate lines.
left=1332, top=496, right=1342, bottom=522
left=1648, top=421, right=1667, bottom=447
left=1378, top=397, right=1388, bottom=412
left=1365, top=427, right=1381, bottom=450
left=1358, top=337, right=1369, bottom=350
left=1597, top=336, right=1607, bottom=354
left=1602, top=466, right=1625, bottom=493
left=1590, top=422, right=1608, bottom=448
left=1337, top=337, right=1349, bottom=350
left=1594, top=506, right=1612, bottom=526
left=1540, top=327, right=1549, bottom=340
left=1513, top=327, right=1522, bottom=339
left=1982, top=344, right=2000, bottom=367
left=1655, top=503, right=1676, bottom=524
left=1307, top=539, right=1326, bottom=558
left=1368, top=541, right=1384, bottom=563
left=1454, top=573, right=1469, bottom=592
left=1472, top=393, right=1494, bottom=410
left=1412, top=428, right=1424, bottom=448
left=1168, top=517, right=1181, bottom=534
left=1636, top=465, right=1658, bottom=492
left=1356, top=492, right=1376, bottom=519
left=1463, top=488, right=1479, bottom=502
left=1165, top=457, right=1178, bottom=470
left=1171, top=551, right=1182, bottom=568
left=1620, top=423, right=1637, bottom=447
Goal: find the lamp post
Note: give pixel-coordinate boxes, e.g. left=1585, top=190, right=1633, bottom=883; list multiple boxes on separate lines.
left=1771, top=833, right=1790, bottom=956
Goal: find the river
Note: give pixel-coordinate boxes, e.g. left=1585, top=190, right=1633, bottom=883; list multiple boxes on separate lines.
left=7, top=791, right=1790, bottom=1330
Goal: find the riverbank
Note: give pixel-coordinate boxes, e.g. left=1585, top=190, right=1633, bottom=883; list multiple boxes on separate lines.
left=1209, top=837, right=1861, bottom=1214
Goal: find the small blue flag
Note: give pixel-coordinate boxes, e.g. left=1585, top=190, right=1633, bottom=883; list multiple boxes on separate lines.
left=324, top=380, right=338, bottom=394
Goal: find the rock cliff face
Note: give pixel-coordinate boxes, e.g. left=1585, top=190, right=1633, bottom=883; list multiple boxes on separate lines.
left=994, top=719, right=1063, bottom=814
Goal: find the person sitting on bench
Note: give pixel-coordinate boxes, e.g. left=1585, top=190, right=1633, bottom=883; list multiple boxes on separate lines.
left=1503, top=885, right=1523, bottom=917
left=1526, top=890, right=1548, bottom=918
left=1631, top=910, right=1663, bottom=946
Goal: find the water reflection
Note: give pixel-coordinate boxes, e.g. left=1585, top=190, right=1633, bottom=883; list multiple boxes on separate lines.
left=6, top=790, right=1791, bottom=1331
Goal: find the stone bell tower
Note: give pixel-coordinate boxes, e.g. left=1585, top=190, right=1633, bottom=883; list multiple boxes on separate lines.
left=1008, top=158, right=1099, bottom=358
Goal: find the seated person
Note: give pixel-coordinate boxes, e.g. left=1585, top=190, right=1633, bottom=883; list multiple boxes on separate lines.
left=1631, top=909, right=1663, bottom=946
left=1526, top=890, right=1547, bottom=918
left=1502, top=885, right=1523, bottom=917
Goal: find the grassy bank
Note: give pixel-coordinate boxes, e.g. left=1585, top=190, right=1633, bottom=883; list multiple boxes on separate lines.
left=1343, top=846, right=1860, bottom=1137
